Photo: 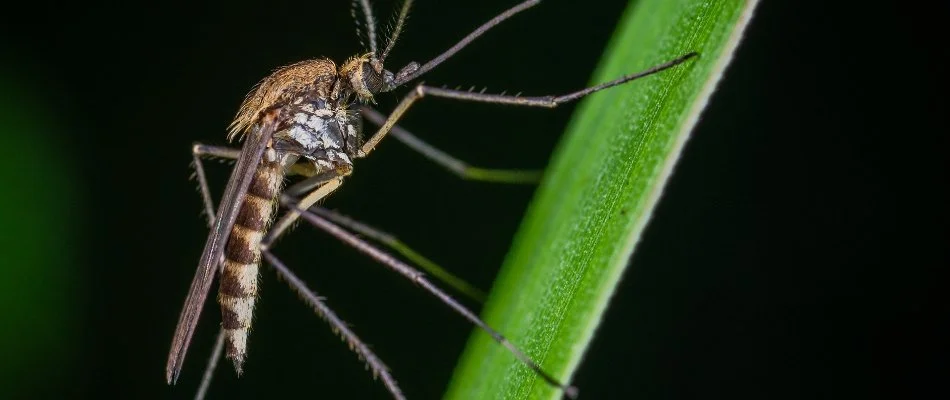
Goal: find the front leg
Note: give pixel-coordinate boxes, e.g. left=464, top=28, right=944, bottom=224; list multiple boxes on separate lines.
left=360, top=52, right=697, bottom=158
left=311, top=207, right=487, bottom=302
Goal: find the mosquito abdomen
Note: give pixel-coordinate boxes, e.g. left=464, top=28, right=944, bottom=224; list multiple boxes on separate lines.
left=218, top=157, right=285, bottom=374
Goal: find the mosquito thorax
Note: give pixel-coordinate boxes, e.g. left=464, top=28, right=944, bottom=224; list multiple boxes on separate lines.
left=228, top=59, right=340, bottom=139
left=272, top=100, right=360, bottom=170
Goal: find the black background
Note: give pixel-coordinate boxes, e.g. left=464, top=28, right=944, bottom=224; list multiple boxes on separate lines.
left=1, top=0, right=946, bottom=399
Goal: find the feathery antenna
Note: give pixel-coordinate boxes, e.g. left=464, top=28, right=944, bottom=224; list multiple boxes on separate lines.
left=352, top=0, right=379, bottom=54
left=380, top=0, right=413, bottom=62
left=387, top=0, right=541, bottom=89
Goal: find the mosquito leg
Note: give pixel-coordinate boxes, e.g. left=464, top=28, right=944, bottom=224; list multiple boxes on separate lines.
left=284, top=165, right=352, bottom=199
left=192, top=329, right=225, bottom=400
left=192, top=143, right=241, bottom=222
left=358, top=106, right=542, bottom=184
left=312, top=207, right=487, bottom=302
left=261, top=249, right=405, bottom=400
left=263, top=176, right=346, bottom=249
left=283, top=200, right=579, bottom=399
left=187, top=143, right=244, bottom=400
left=193, top=143, right=241, bottom=160
left=361, top=52, right=698, bottom=159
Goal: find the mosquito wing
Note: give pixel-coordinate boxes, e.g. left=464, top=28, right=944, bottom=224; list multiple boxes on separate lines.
left=166, top=119, right=278, bottom=384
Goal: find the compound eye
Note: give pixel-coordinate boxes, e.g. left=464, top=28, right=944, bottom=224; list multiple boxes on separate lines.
left=361, top=62, right=384, bottom=94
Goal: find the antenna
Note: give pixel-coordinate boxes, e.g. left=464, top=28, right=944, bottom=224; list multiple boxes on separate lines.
left=387, top=0, right=540, bottom=89
left=352, top=0, right=379, bottom=54
left=380, top=0, right=413, bottom=62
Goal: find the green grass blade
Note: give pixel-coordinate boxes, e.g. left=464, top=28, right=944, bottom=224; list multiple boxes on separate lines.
left=445, top=0, right=760, bottom=398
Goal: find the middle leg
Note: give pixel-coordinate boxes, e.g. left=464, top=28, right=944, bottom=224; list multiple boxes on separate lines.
left=282, top=198, right=579, bottom=399
left=311, top=207, right=487, bottom=302
left=359, top=106, right=543, bottom=184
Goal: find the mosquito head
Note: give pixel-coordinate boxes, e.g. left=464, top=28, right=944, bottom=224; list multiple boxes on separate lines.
left=348, top=0, right=414, bottom=96
left=338, top=53, right=394, bottom=103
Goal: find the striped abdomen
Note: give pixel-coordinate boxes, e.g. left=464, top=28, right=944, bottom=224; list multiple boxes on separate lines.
left=218, top=156, right=286, bottom=374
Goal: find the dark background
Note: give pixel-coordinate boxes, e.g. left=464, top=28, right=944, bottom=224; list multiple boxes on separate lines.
left=1, top=0, right=945, bottom=399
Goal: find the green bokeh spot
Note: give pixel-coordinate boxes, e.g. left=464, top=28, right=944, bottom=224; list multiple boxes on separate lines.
left=0, top=68, right=79, bottom=393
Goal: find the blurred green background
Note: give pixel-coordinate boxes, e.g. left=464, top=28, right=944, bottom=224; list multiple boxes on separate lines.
left=0, top=0, right=945, bottom=399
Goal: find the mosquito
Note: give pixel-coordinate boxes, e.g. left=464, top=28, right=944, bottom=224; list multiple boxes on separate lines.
left=166, top=0, right=697, bottom=398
